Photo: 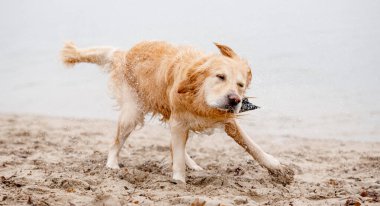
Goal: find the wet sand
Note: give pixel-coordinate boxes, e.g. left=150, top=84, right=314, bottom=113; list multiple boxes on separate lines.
left=0, top=114, right=379, bottom=205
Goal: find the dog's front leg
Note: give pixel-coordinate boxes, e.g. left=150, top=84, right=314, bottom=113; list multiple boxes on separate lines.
left=224, top=119, right=294, bottom=185
left=169, top=119, right=188, bottom=184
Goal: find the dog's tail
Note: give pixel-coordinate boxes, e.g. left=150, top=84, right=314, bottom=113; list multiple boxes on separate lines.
left=60, top=42, right=117, bottom=69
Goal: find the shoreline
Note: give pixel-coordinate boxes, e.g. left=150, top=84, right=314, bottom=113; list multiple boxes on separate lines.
left=0, top=113, right=379, bottom=205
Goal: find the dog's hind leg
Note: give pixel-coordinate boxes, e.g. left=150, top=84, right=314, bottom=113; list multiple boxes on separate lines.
left=106, top=90, right=144, bottom=169
left=224, top=119, right=294, bottom=185
left=106, top=115, right=136, bottom=169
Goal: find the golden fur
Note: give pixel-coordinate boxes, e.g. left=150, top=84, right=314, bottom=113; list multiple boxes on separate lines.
left=62, top=41, right=251, bottom=130
left=60, top=41, right=294, bottom=185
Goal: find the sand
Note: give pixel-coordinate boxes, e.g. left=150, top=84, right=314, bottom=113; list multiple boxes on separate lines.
left=0, top=113, right=379, bottom=206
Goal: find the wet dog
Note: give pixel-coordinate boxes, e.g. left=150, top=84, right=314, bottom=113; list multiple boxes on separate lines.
left=60, top=41, right=294, bottom=185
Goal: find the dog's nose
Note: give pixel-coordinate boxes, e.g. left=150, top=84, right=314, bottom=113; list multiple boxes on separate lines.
left=227, top=94, right=241, bottom=106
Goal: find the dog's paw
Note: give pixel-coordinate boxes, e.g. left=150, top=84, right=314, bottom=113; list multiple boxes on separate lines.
left=188, top=164, right=204, bottom=171
left=268, top=163, right=295, bottom=186
left=185, top=160, right=204, bottom=171
left=106, top=160, right=120, bottom=169
left=185, top=153, right=204, bottom=171
left=172, top=171, right=186, bottom=185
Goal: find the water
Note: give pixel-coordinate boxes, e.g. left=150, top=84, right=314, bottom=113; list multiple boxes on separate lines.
left=0, top=0, right=379, bottom=141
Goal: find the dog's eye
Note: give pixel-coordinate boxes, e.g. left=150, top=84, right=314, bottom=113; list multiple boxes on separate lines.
left=237, top=82, right=244, bottom=88
left=216, top=74, right=225, bottom=80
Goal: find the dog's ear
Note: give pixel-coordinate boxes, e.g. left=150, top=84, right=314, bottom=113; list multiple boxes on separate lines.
left=178, top=69, right=209, bottom=94
left=214, top=42, right=237, bottom=58
left=247, top=69, right=252, bottom=87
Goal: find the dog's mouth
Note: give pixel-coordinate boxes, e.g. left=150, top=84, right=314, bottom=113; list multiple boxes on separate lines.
left=224, top=105, right=238, bottom=113
left=209, top=100, right=241, bottom=113
left=215, top=98, right=260, bottom=113
left=211, top=104, right=239, bottom=114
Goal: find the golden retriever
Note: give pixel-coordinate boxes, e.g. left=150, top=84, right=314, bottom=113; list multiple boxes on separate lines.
left=60, top=41, right=294, bottom=185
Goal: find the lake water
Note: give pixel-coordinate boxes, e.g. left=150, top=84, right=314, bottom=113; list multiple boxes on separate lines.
left=0, top=0, right=379, bottom=141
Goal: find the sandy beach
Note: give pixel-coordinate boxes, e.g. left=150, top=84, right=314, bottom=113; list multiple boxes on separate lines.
left=0, top=114, right=379, bottom=205
left=1, top=0, right=380, bottom=205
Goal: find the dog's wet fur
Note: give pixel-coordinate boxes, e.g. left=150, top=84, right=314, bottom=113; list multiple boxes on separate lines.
left=61, top=41, right=294, bottom=185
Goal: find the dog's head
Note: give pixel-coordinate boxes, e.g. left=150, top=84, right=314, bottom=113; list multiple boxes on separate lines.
left=178, top=43, right=252, bottom=115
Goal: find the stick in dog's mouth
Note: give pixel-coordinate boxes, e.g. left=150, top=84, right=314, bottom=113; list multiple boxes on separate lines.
left=224, top=97, right=260, bottom=113
left=239, top=97, right=260, bottom=113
